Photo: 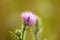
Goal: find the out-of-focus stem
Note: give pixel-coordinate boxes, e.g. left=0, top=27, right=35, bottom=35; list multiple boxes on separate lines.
left=34, top=19, right=40, bottom=40
left=34, top=28, right=39, bottom=40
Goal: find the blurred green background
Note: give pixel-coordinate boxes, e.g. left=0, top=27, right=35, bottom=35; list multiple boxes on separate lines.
left=0, top=0, right=60, bottom=40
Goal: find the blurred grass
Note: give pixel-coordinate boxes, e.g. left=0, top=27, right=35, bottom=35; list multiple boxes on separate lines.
left=0, top=0, right=60, bottom=40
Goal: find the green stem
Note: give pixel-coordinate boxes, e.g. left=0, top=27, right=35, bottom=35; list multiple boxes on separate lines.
left=35, top=20, right=40, bottom=40
left=34, top=27, right=39, bottom=40
left=22, top=24, right=27, bottom=40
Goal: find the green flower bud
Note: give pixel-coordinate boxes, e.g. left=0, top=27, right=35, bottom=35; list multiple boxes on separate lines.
left=15, top=29, right=21, bottom=37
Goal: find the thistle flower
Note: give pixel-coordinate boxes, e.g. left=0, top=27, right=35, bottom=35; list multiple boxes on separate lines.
left=20, top=11, right=37, bottom=25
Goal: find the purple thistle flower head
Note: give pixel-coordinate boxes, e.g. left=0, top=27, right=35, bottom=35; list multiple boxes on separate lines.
left=20, top=11, right=37, bottom=26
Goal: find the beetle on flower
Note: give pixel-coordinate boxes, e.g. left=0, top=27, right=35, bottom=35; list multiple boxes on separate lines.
left=20, top=11, right=37, bottom=26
